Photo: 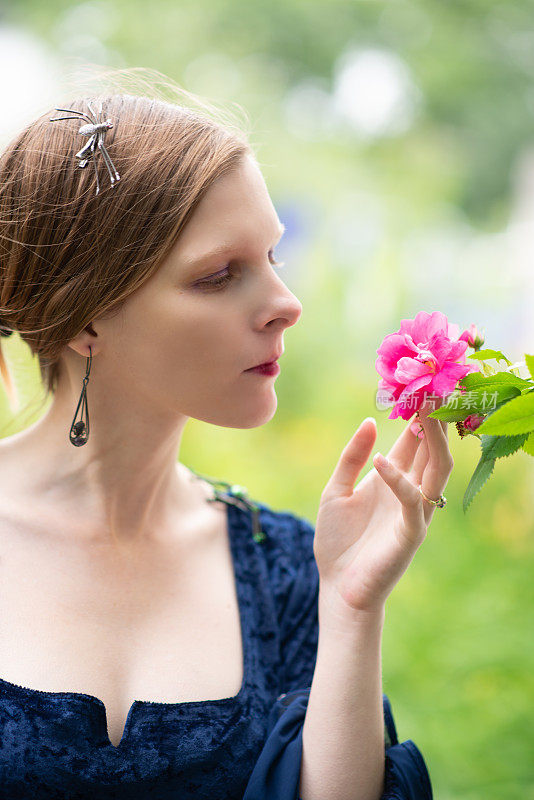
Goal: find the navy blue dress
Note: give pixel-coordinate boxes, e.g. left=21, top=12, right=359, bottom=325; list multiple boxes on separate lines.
left=0, top=480, right=433, bottom=799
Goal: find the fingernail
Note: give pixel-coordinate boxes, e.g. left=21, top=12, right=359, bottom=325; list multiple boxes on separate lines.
left=375, top=452, right=389, bottom=467
left=360, top=417, right=375, bottom=430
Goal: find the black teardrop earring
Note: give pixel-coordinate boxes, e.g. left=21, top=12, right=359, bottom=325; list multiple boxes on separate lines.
left=69, top=347, right=92, bottom=446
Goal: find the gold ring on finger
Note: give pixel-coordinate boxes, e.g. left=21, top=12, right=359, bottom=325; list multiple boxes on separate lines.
left=418, top=484, right=447, bottom=509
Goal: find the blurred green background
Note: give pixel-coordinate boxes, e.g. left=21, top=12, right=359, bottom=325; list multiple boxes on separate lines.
left=1, top=1, right=533, bottom=797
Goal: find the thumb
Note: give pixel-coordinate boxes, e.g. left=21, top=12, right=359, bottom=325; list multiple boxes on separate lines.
left=322, top=417, right=377, bottom=500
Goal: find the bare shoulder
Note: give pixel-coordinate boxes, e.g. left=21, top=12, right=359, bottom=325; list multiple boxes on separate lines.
left=0, top=435, right=30, bottom=516
left=0, top=433, right=75, bottom=547
left=0, top=428, right=38, bottom=486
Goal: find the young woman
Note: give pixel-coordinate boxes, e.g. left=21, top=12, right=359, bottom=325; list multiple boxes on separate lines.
left=0, top=89, right=444, bottom=799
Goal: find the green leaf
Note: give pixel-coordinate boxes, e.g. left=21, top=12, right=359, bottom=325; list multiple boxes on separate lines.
left=522, top=431, right=534, bottom=456
left=428, top=384, right=521, bottom=421
left=464, top=384, right=521, bottom=411
left=463, top=456, right=496, bottom=513
left=459, top=371, right=532, bottom=391
left=429, top=400, right=476, bottom=422
left=525, top=354, right=534, bottom=381
left=467, top=349, right=512, bottom=366
left=480, top=433, right=529, bottom=460
left=428, top=407, right=473, bottom=424
left=474, top=391, right=534, bottom=435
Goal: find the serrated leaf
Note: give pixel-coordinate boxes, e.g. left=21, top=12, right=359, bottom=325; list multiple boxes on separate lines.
left=467, top=349, right=512, bottom=365
left=460, top=371, right=531, bottom=390
left=429, top=384, right=521, bottom=422
left=474, top=391, right=534, bottom=435
left=459, top=373, right=491, bottom=389
left=430, top=406, right=475, bottom=422
left=525, top=354, right=534, bottom=381
left=429, top=396, right=476, bottom=422
left=465, top=384, right=521, bottom=411
left=480, top=433, right=529, bottom=460
left=522, top=431, right=534, bottom=456
left=463, top=456, right=496, bottom=513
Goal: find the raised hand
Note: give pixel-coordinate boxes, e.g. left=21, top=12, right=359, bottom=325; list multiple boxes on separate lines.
left=314, top=400, right=453, bottom=617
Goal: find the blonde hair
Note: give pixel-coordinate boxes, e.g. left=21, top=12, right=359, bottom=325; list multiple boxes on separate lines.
left=0, top=67, right=252, bottom=421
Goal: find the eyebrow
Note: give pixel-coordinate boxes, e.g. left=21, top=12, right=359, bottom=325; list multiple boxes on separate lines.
left=184, top=222, right=286, bottom=267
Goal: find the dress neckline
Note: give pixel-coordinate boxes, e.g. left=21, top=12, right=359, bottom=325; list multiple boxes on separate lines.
left=0, top=493, right=255, bottom=752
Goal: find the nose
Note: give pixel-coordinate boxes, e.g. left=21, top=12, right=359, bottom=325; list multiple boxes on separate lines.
left=267, top=278, right=302, bottom=331
left=287, top=293, right=302, bottom=327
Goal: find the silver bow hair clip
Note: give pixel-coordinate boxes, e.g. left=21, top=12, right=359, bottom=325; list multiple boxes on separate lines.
left=49, top=99, right=121, bottom=195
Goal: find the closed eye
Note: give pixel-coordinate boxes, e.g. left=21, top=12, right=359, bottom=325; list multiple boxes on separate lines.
left=194, top=249, right=285, bottom=291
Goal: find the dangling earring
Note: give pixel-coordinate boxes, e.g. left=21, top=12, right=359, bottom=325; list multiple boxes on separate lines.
left=69, top=346, right=92, bottom=446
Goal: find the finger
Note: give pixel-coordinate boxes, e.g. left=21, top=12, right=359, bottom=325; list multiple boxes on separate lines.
left=417, top=434, right=452, bottom=508
left=372, top=453, right=426, bottom=548
left=386, top=416, right=425, bottom=473
left=413, top=401, right=453, bottom=509
left=425, top=395, right=448, bottom=435
left=323, top=417, right=377, bottom=499
left=416, top=401, right=452, bottom=467
left=416, top=406, right=453, bottom=523
left=412, top=406, right=448, bottom=447
left=409, top=433, right=429, bottom=486
left=414, top=422, right=448, bottom=440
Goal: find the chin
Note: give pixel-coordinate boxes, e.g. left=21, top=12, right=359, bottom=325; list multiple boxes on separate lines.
left=239, top=410, right=277, bottom=429
left=213, top=395, right=278, bottom=429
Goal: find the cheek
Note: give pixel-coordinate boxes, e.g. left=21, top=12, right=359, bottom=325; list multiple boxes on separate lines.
left=126, top=286, right=247, bottom=384
left=157, top=300, right=243, bottom=370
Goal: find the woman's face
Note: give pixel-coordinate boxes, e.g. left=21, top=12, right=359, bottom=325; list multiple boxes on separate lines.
left=94, top=153, right=302, bottom=429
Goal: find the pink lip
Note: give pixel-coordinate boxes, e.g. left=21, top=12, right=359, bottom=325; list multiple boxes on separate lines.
left=246, top=349, right=283, bottom=371
left=245, top=359, right=280, bottom=376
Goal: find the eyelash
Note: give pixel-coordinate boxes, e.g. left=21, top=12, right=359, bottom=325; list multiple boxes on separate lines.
left=195, top=250, right=285, bottom=291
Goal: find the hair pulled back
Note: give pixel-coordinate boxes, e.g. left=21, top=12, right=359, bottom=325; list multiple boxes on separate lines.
left=0, top=68, right=252, bottom=416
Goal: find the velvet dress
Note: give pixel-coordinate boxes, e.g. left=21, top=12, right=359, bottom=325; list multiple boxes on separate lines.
left=0, top=477, right=433, bottom=799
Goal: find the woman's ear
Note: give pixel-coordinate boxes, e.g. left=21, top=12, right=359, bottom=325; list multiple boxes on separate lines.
left=66, top=323, right=101, bottom=359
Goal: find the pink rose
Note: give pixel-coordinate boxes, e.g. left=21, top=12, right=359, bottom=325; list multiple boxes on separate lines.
left=459, top=323, right=485, bottom=350
left=375, top=311, right=481, bottom=430
left=463, top=412, right=485, bottom=430
left=455, top=413, right=486, bottom=438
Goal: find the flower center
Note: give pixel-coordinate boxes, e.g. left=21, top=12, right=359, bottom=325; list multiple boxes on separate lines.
left=417, top=347, right=438, bottom=373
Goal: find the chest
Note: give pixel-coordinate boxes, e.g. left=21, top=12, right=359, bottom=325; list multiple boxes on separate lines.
left=0, top=506, right=244, bottom=748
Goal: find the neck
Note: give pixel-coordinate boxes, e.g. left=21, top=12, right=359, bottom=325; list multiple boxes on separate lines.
left=2, top=381, right=211, bottom=547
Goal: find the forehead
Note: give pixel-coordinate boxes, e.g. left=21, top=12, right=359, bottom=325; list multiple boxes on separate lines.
left=175, top=157, right=283, bottom=262
left=181, top=221, right=286, bottom=270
